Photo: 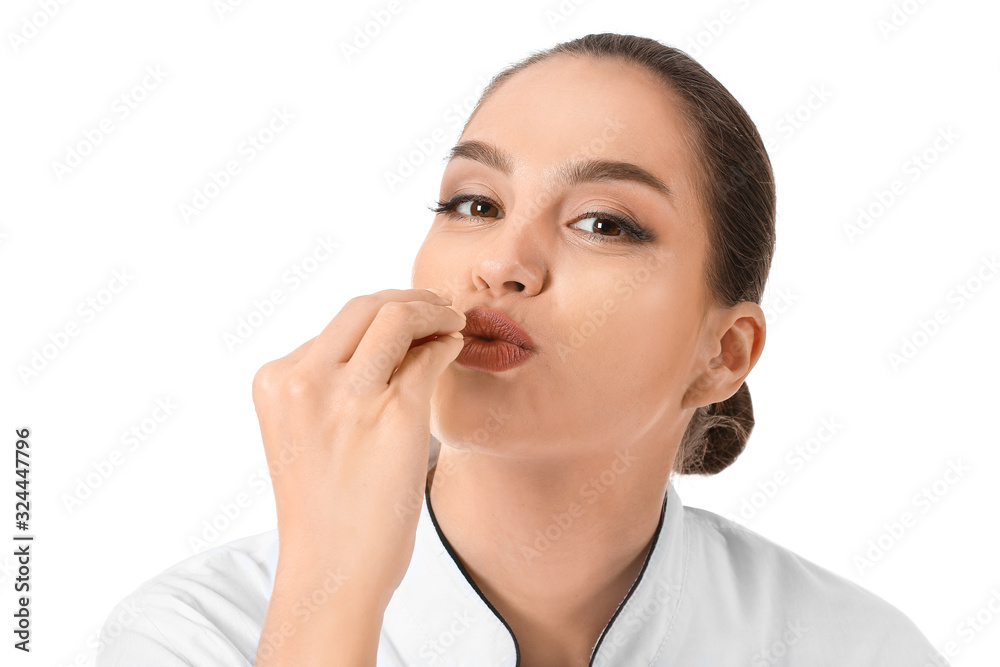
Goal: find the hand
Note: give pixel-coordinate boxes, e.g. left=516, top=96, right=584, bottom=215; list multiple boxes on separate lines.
left=251, top=288, right=465, bottom=611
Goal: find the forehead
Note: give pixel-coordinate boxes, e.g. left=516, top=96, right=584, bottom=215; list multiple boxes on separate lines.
left=460, top=55, right=699, bottom=201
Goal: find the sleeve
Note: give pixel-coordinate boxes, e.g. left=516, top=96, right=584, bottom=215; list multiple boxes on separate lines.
left=866, top=608, right=950, bottom=667
left=95, top=585, right=258, bottom=667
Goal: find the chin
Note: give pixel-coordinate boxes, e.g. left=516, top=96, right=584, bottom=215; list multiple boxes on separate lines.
left=430, top=392, right=517, bottom=454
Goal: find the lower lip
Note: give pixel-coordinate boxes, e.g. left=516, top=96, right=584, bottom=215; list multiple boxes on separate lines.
left=455, top=337, right=533, bottom=373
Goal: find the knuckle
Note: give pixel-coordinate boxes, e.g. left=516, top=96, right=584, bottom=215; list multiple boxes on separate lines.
left=280, top=371, right=314, bottom=401
left=252, top=361, right=279, bottom=399
left=346, top=293, right=376, bottom=310
left=347, top=294, right=372, bottom=306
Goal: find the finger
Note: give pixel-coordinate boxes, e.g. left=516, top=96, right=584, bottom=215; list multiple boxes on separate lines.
left=302, top=288, right=452, bottom=368
left=389, top=333, right=465, bottom=399
left=345, top=300, right=466, bottom=389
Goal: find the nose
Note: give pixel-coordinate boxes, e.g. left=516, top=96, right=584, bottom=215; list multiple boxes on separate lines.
left=470, top=214, right=547, bottom=298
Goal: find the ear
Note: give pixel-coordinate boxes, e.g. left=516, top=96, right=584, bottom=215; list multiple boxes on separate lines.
left=682, top=302, right=766, bottom=410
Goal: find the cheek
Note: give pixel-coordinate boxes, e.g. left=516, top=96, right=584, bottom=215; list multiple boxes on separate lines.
left=410, top=232, right=451, bottom=289
left=554, top=261, right=695, bottom=394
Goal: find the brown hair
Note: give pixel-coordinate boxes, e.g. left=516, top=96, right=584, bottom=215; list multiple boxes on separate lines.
left=460, top=33, right=776, bottom=475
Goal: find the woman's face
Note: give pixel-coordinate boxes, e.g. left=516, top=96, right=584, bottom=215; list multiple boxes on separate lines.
left=412, top=55, right=721, bottom=461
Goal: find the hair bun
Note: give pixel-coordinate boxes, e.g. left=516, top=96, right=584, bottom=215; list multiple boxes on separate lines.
left=676, top=382, right=754, bottom=475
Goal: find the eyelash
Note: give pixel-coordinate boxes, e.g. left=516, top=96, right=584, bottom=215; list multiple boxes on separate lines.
left=427, top=193, right=655, bottom=245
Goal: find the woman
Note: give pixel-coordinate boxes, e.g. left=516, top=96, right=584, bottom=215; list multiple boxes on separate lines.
left=97, top=33, right=945, bottom=666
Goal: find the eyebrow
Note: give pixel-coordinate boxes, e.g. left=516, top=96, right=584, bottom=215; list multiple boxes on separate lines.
left=444, top=139, right=676, bottom=205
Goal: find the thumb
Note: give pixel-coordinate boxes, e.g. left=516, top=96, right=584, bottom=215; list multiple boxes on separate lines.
left=390, top=333, right=465, bottom=397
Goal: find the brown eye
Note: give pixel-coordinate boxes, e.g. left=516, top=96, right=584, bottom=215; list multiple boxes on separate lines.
left=567, top=211, right=654, bottom=245
left=457, top=198, right=503, bottom=219
left=570, top=215, right=623, bottom=237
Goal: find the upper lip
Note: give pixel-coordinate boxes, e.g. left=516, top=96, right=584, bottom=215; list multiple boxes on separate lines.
left=461, top=306, right=535, bottom=350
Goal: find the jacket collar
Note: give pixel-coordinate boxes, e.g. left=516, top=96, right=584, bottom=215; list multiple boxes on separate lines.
left=381, top=472, right=687, bottom=666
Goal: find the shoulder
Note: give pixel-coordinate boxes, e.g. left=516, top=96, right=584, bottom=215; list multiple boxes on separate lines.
left=139, top=528, right=278, bottom=601
left=96, top=529, right=278, bottom=666
left=677, top=506, right=945, bottom=665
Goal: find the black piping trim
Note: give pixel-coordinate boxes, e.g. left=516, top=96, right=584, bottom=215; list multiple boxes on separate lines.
left=587, top=484, right=670, bottom=666
left=425, top=473, right=522, bottom=666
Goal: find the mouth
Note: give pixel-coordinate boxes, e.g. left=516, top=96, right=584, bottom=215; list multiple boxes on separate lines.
left=455, top=306, right=535, bottom=373
left=460, top=306, right=535, bottom=349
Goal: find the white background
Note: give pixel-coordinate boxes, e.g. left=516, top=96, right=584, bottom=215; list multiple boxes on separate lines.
left=2, top=0, right=998, bottom=664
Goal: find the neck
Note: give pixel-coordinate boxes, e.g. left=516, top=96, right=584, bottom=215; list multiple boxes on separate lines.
left=426, top=441, right=673, bottom=662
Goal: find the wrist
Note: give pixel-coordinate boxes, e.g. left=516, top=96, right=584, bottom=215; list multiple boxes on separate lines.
left=273, top=555, right=394, bottom=617
left=257, top=568, right=385, bottom=667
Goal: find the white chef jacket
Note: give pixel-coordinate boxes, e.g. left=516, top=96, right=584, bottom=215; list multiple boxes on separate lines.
left=96, top=478, right=947, bottom=666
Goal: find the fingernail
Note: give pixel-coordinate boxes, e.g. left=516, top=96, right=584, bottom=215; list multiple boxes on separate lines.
left=445, top=331, right=464, bottom=339
left=448, top=304, right=466, bottom=321
left=426, top=287, right=448, bottom=300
